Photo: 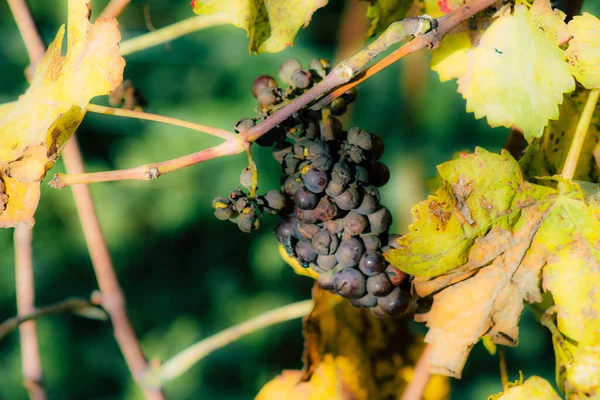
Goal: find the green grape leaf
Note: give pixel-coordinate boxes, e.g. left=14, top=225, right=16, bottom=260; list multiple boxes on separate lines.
left=430, top=1, right=575, bottom=141
left=385, top=148, right=600, bottom=378
left=489, top=376, right=561, bottom=400
left=191, top=0, right=328, bottom=53
left=362, top=0, right=414, bottom=37
left=566, top=13, right=600, bottom=89
left=520, top=87, right=600, bottom=183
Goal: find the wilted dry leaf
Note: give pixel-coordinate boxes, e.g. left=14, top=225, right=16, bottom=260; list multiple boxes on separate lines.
left=0, top=0, right=125, bottom=227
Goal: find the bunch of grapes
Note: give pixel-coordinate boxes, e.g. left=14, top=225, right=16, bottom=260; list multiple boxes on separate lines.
left=212, top=58, right=411, bottom=318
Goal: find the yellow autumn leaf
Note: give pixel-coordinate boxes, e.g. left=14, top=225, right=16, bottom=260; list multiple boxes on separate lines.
left=430, top=32, right=473, bottom=82
left=0, top=0, right=125, bottom=227
left=529, top=0, right=570, bottom=45
left=278, top=244, right=319, bottom=279
left=566, top=13, right=600, bottom=89
left=192, top=0, right=328, bottom=53
left=362, top=0, right=414, bottom=37
left=490, top=376, right=561, bottom=399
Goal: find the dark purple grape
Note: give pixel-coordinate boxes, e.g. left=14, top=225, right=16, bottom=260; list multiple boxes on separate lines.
left=291, top=69, right=312, bottom=89
left=331, top=162, right=352, bottom=186
left=296, top=238, right=317, bottom=264
left=324, top=218, right=344, bottom=234
left=367, top=273, right=392, bottom=296
left=369, top=162, right=390, bottom=187
left=256, top=87, right=278, bottom=107
left=378, top=287, right=409, bottom=315
left=297, top=222, right=320, bottom=239
left=355, top=192, right=379, bottom=215
left=316, top=254, right=337, bottom=271
left=312, top=229, right=339, bottom=255
left=371, top=134, right=384, bottom=160
left=303, top=169, right=328, bottom=193
left=350, top=293, right=377, bottom=308
left=359, top=250, right=386, bottom=276
left=307, top=140, right=329, bottom=158
left=368, top=207, right=392, bottom=234
left=265, top=190, right=286, bottom=211
left=294, top=188, right=319, bottom=210
left=384, top=264, right=408, bottom=286
left=234, top=118, right=255, bottom=133
left=344, top=145, right=366, bottom=164
left=335, top=237, right=365, bottom=267
left=342, top=211, right=368, bottom=236
left=251, top=75, right=277, bottom=98
left=283, top=173, right=303, bottom=196
left=314, top=196, right=338, bottom=221
left=294, top=207, right=319, bottom=223
left=330, top=97, right=347, bottom=116
left=326, top=181, right=345, bottom=197
left=342, top=89, right=356, bottom=104
left=282, top=153, right=301, bottom=175
left=352, top=165, right=369, bottom=186
left=320, top=116, right=343, bottom=141
left=333, top=268, right=367, bottom=299
left=278, top=58, right=302, bottom=84
left=333, top=187, right=362, bottom=210
left=272, top=141, right=293, bottom=164
left=318, top=271, right=335, bottom=291
left=361, top=234, right=381, bottom=250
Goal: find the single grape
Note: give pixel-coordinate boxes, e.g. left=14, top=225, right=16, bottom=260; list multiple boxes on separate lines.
left=291, top=69, right=312, bottom=89
left=294, top=207, right=319, bottom=224
left=352, top=165, right=369, bottom=186
left=343, top=145, right=366, bottom=164
left=311, top=155, right=333, bottom=171
left=355, top=193, right=379, bottom=215
left=297, top=222, right=320, bottom=239
left=333, top=187, right=362, bottom=211
left=361, top=234, right=381, bottom=251
left=342, top=89, right=357, bottom=104
left=294, top=188, right=319, bottom=210
left=333, top=268, right=367, bottom=299
left=251, top=75, right=277, bottom=98
left=350, top=293, right=377, bottom=308
left=314, top=196, right=338, bottom=221
left=237, top=213, right=258, bottom=233
left=295, top=238, right=318, bottom=265
left=282, top=153, right=301, bottom=175
left=283, top=173, right=304, bottom=197
left=384, top=264, right=408, bottom=286
left=307, top=140, right=330, bottom=158
left=233, top=196, right=249, bottom=213
left=264, top=190, right=286, bottom=211
left=278, top=58, right=302, bottom=84
left=368, top=207, right=392, bottom=234
left=335, top=237, right=365, bottom=268
left=312, top=229, right=340, bottom=255
left=234, top=118, right=255, bottom=133
left=309, top=58, right=330, bottom=79
left=331, top=162, right=352, bottom=186
left=272, top=141, right=293, bottom=164
left=214, top=207, right=234, bottom=221
left=256, top=87, right=278, bottom=107
left=303, top=169, right=328, bottom=193
left=326, top=181, right=345, bottom=197
left=369, top=162, right=390, bottom=187
left=317, top=270, right=335, bottom=291
left=347, top=127, right=361, bottom=145
left=378, top=287, right=409, bottom=316
left=366, top=273, right=393, bottom=297
left=371, top=134, right=384, bottom=161
left=342, top=211, right=369, bottom=236
left=358, top=250, right=386, bottom=276
left=355, top=131, right=373, bottom=150
left=330, top=97, right=347, bottom=116
left=240, top=167, right=253, bottom=189
left=316, top=254, right=337, bottom=271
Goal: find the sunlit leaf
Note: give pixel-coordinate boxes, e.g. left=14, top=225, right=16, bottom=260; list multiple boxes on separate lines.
left=0, top=0, right=125, bottom=227
left=192, top=0, right=328, bottom=53
left=490, top=376, right=561, bottom=399
left=565, top=13, right=600, bottom=89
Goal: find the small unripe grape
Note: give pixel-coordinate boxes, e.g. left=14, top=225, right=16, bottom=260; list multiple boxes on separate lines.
left=334, top=268, right=367, bottom=299
left=278, top=58, right=302, bottom=84
left=234, top=118, right=255, bottom=133
left=251, top=75, right=277, bottom=98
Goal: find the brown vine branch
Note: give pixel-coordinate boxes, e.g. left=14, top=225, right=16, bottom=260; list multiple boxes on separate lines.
left=0, top=298, right=104, bottom=341
left=52, top=0, right=498, bottom=188
left=9, top=1, right=165, bottom=398
left=14, top=224, right=46, bottom=400
left=401, top=343, right=433, bottom=400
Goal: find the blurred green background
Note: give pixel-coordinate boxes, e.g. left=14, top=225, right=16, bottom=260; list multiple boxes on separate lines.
left=0, top=1, right=598, bottom=399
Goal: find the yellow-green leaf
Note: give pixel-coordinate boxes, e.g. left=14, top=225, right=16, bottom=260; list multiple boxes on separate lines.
left=490, top=376, right=561, bottom=399
left=386, top=148, right=600, bottom=378
left=362, top=0, right=414, bottom=37
left=192, top=0, right=328, bottom=53
left=566, top=13, right=600, bottom=89
left=456, top=4, right=574, bottom=140
left=0, top=0, right=125, bottom=227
